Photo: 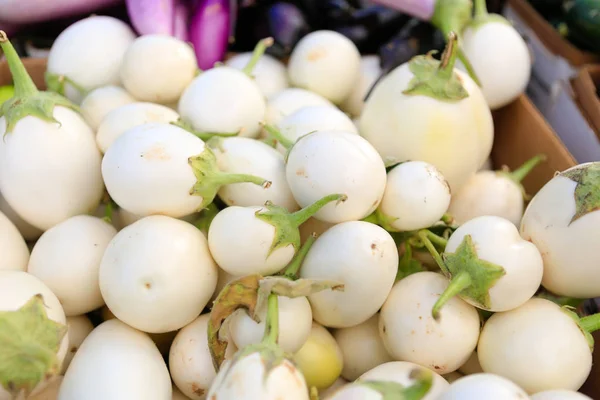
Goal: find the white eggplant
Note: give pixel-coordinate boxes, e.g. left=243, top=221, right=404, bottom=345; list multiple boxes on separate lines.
left=80, top=85, right=136, bottom=131
left=264, top=87, right=335, bottom=126
left=225, top=52, right=289, bottom=98
left=436, top=373, right=529, bottom=399
left=0, top=210, right=29, bottom=271
left=341, top=55, right=382, bottom=117
left=520, top=162, right=600, bottom=298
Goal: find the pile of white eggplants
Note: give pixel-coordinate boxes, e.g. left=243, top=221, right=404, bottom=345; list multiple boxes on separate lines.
left=0, top=9, right=599, bottom=400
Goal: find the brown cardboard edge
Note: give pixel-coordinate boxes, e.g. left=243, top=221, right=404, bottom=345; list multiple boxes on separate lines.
left=572, top=65, right=600, bottom=138
left=0, top=57, right=48, bottom=90
left=491, top=95, right=576, bottom=194
left=507, top=0, right=600, bottom=67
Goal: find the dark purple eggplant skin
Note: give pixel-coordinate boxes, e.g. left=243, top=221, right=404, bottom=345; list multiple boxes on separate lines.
left=189, top=0, right=231, bottom=70
left=267, top=2, right=310, bottom=52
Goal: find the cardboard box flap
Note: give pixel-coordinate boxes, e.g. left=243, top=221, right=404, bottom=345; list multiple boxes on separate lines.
left=572, top=65, right=600, bottom=138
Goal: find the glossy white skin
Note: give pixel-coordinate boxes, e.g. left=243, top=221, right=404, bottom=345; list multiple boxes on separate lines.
left=478, top=298, right=592, bottom=394
left=0, top=191, right=43, bottom=240
left=341, top=55, right=382, bottom=117
left=275, top=105, right=358, bottom=153
left=436, top=373, right=529, bottom=400
left=80, top=85, right=136, bottom=131
left=121, top=35, right=198, bottom=104
left=225, top=52, right=289, bottom=98
left=264, top=88, right=335, bottom=126
left=332, top=314, right=393, bottom=381
left=99, top=216, right=218, bottom=333
left=207, top=206, right=296, bottom=276
left=379, top=161, right=451, bottom=231
left=286, top=131, right=387, bottom=223
left=458, top=351, right=483, bottom=375
left=169, top=314, right=216, bottom=400
left=379, top=272, right=480, bottom=374
left=58, top=319, right=172, bottom=400
left=27, top=215, right=117, bottom=316
left=0, top=210, right=29, bottom=271
left=359, top=362, right=450, bottom=400
left=102, top=123, right=205, bottom=218
left=320, top=378, right=349, bottom=398
left=288, top=30, right=361, bottom=104
left=61, top=315, right=94, bottom=374
left=531, top=390, right=593, bottom=400
left=520, top=164, right=600, bottom=297
left=212, top=137, right=298, bottom=211
left=229, top=296, right=313, bottom=354
left=459, top=22, right=531, bottom=110
left=359, top=63, right=494, bottom=193
left=446, top=215, right=543, bottom=312
left=207, top=352, right=309, bottom=400
left=178, top=67, right=266, bottom=138
left=0, top=107, right=104, bottom=231
left=448, top=171, right=524, bottom=226
left=0, top=271, right=69, bottom=400
left=46, top=16, right=136, bottom=103
left=96, top=102, right=180, bottom=153
left=300, top=221, right=398, bottom=328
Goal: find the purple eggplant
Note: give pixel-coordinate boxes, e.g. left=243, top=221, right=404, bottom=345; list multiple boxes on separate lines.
left=173, top=0, right=191, bottom=41
left=189, top=0, right=231, bottom=70
left=0, top=0, right=122, bottom=24
left=125, top=0, right=175, bottom=36
left=267, top=2, right=310, bottom=52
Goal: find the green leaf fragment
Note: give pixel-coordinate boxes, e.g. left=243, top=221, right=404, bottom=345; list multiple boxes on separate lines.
left=560, top=163, right=600, bottom=225
left=356, top=368, right=434, bottom=400
left=188, top=147, right=271, bottom=210
left=0, top=294, right=68, bottom=397
left=436, top=235, right=506, bottom=314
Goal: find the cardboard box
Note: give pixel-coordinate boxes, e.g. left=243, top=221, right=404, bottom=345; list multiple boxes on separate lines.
left=572, top=65, right=600, bottom=139
left=3, top=58, right=600, bottom=397
left=504, top=0, right=600, bottom=89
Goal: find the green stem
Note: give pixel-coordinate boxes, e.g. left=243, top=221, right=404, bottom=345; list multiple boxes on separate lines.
left=242, top=37, right=274, bottom=76
left=262, top=123, right=294, bottom=149
left=507, top=154, right=547, bottom=183
left=405, top=368, right=434, bottom=399
left=474, top=0, right=488, bottom=18
left=424, top=230, right=448, bottom=249
left=290, top=194, right=347, bottom=226
left=432, top=271, right=473, bottom=320
left=441, top=213, right=455, bottom=226
left=457, top=48, right=482, bottom=87
left=103, top=201, right=114, bottom=224
left=281, top=233, right=317, bottom=280
left=437, top=32, right=460, bottom=80
left=213, top=171, right=272, bottom=188
left=170, top=120, right=239, bottom=141
left=262, top=293, right=279, bottom=346
left=580, top=314, right=600, bottom=334
left=361, top=211, right=380, bottom=225
left=417, top=230, right=448, bottom=274
left=0, top=31, right=38, bottom=98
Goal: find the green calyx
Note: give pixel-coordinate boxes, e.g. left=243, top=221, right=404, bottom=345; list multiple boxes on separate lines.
left=255, top=193, right=347, bottom=257
left=403, top=32, right=470, bottom=103
left=44, top=72, right=87, bottom=99
left=262, top=123, right=294, bottom=150
left=243, top=37, right=274, bottom=77
left=560, top=162, right=600, bottom=225
left=188, top=147, right=272, bottom=210
left=207, top=273, right=343, bottom=371
left=0, top=31, right=80, bottom=135
left=497, top=154, right=547, bottom=200
left=431, top=234, right=506, bottom=319
left=0, top=294, right=68, bottom=397
left=357, top=368, right=433, bottom=400
left=430, top=0, right=482, bottom=86
left=561, top=306, right=600, bottom=352
left=280, top=233, right=316, bottom=280
left=469, top=0, right=512, bottom=30
left=171, top=118, right=240, bottom=141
